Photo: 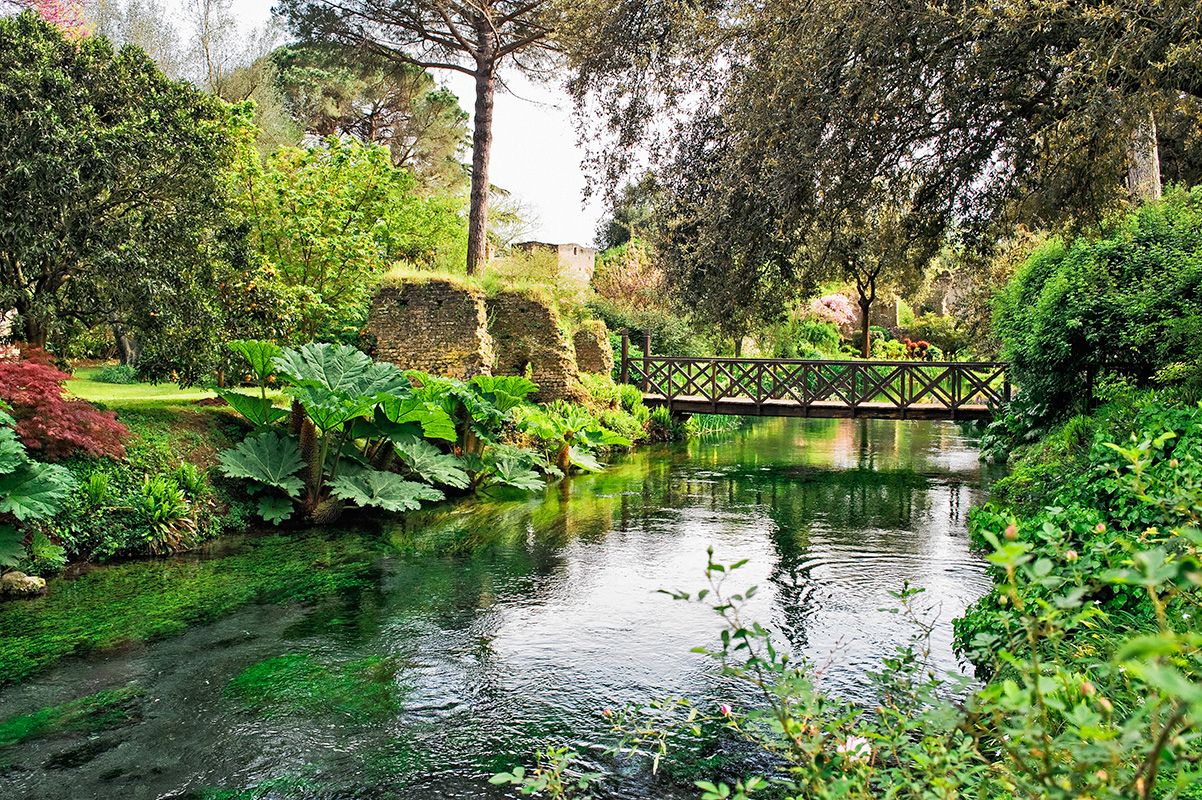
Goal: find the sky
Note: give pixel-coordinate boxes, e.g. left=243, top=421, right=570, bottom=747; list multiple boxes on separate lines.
left=216, top=0, right=603, bottom=247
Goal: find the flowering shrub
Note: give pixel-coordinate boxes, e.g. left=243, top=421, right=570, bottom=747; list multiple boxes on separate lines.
left=808, top=294, right=856, bottom=327
left=0, top=348, right=126, bottom=461
left=903, top=338, right=929, bottom=360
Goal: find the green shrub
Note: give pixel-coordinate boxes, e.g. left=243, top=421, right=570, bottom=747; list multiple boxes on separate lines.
left=133, top=474, right=198, bottom=554
left=174, top=462, right=208, bottom=498
left=618, top=384, right=644, bottom=413
left=909, top=312, right=970, bottom=358
left=96, top=364, right=138, bottom=384
left=994, top=187, right=1202, bottom=422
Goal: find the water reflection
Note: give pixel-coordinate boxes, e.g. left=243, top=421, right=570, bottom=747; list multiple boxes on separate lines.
left=0, top=418, right=994, bottom=800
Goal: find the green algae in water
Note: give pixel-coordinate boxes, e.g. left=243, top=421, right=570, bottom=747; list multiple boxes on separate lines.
left=226, top=653, right=404, bottom=719
left=0, top=684, right=144, bottom=748
left=0, top=532, right=385, bottom=686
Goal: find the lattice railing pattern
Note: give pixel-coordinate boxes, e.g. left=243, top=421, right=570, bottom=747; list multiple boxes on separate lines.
left=624, top=357, right=1009, bottom=411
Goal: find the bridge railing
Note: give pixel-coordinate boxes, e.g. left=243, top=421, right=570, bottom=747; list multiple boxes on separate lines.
left=621, top=354, right=1010, bottom=412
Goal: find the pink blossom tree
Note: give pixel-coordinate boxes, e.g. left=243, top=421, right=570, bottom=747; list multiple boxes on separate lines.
left=807, top=294, right=856, bottom=328
left=2, top=0, right=90, bottom=39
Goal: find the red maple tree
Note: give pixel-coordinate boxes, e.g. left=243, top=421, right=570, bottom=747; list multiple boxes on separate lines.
left=0, top=348, right=127, bottom=461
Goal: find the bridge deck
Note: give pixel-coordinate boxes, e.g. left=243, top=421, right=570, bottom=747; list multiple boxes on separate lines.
left=643, top=394, right=992, bottom=420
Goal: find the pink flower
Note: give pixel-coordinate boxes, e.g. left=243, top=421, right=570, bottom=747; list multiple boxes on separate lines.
left=1095, top=522, right=1106, bottom=533
left=601, top=708, right=612, bottom=717
left=1066, top=550, right=1078, bottom=562
left=836, top=735, right=872, bottom=763
left=1004, top=524, right=1017, bottom=540
left=719, top=704, right=731, bottom=716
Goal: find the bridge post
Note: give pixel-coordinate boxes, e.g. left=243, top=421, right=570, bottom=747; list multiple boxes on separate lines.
left=641, top=329, right=651, bottom=392
left=620, top=329, right=629, bottom=385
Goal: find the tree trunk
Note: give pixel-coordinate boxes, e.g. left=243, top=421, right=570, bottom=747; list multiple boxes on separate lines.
left=734, top=337, right=743, bottom=357
left=111, top=323, right=141, bottom=365
left=23, top=312, right=48, bottom=351
left=859, top=297, right=872, bottom=359
left=1127, top=110, right=1162, bottom=203
left=466, top=27, right=497, bottom=276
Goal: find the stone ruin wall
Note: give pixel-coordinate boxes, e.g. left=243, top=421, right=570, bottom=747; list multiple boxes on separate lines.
left=369, top=281, right=593, bottom=403
left=572, top=320, right=614, bottom=376
left=367, top=280, right=494, bottom=381
left=486, top=290, right=587, bottom=404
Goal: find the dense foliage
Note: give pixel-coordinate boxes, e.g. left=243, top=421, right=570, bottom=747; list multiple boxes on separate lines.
left=272, top=42, right=470, bottom=191
left=233, top=138, right=466, bottom=342
left=994, top=189, right=1202, bottom=419
left=0, top=11, right=238, bottom=350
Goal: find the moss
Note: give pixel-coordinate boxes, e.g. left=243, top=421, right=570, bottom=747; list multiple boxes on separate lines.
left=0, top=532, right=385, bottom=686
left=0, top=684, right=144, bottom=748
left=225, top=653, right=404, bottom=719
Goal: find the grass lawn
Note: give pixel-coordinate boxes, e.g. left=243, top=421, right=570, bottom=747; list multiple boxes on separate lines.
left=66, top=366, right=220, bottom=409
left=64, top=365, right=285, bottom=467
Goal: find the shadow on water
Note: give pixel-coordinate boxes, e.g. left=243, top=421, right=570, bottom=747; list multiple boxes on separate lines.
left=0, top=418, right=996, bottom=799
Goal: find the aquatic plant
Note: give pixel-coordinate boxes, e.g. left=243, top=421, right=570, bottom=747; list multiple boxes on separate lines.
left=0, top=684, right=144, bottom=748
left=0, top=531, right=383, bottom=685
left=226, top=653, right=403, bottom=719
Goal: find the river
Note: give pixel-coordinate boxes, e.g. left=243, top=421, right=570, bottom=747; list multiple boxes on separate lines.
left=0, top=417, right=996, bottom=799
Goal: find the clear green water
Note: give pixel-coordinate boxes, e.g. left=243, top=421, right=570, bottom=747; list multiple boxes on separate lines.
left=0, top=418, right=995, bottom=799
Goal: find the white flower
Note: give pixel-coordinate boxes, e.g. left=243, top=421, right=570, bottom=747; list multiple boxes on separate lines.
left=837, top=735, right=872, bottom=763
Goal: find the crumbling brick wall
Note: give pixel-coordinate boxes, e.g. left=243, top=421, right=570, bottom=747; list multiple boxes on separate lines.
left=572, top=320, right=614, bottom=375
left=486, top=290, right=586, bottom=403
left=367, top=280, right=494, bottom=380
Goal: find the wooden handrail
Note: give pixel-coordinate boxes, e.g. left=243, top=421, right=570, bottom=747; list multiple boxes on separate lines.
left=620, top=350, right=1011, bottom=417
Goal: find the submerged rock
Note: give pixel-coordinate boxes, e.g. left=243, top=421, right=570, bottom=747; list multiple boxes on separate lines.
left=1, top=571, right=47, bottom=597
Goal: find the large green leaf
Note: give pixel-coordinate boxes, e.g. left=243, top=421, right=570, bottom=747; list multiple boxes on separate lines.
left=409, top=372, right=504, bottom=432
left=568, top=445, right=605, bottom=473
left=328, top=470, right=444, bottom=512
left=470, top=375, right=538, bottom=413
left=582, top=426, right=632, bottom=448
left=257, top=495, right=295, bottom=526
left=0, top=526, right=26, bottom=568
left=290, top=385, right=374, bottom=433
left=0, top=427, right=26, bottom=476
left=217, top=433, right=306, bottom=497
left=393, top=436, right=470, bottom=488
left=273, top=343, right=373, bottom=393
left=0, top=462, right=75, bottom=522
left=347, top=361, right=411, bottom=400
left=378, top=395, right=457, bottom=441
left=488, top=456, right=546, bottom=492
left=228, top=339, right=282, bottom=384
left=219, top=391, right=290, bottom=427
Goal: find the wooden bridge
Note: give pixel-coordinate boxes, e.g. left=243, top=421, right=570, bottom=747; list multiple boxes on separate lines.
left=618, top=333, right=1009, bottom=421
